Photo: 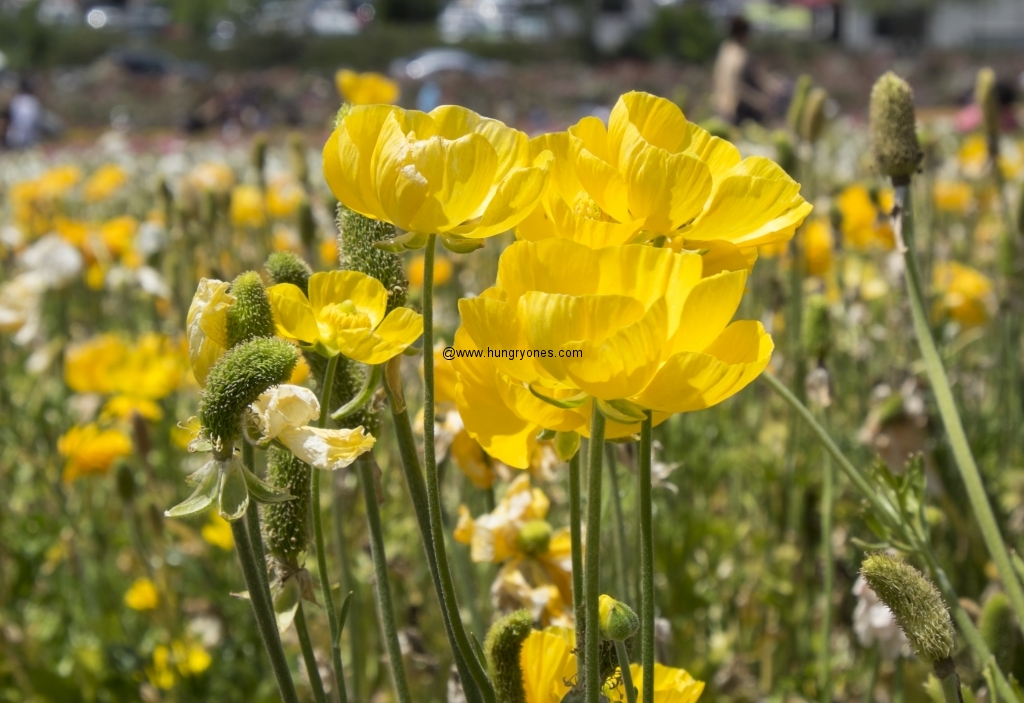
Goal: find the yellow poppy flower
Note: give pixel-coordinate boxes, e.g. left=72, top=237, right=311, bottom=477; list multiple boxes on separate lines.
left=933, top=180, right=974, bottom=215
left=454, top=239, right=772, bottom=467
left=605, top=663, right=705, bottom=703
left=147, top=639, right=211, bottom=690
left=267, top=269, right=423, bottom=363
left=323, top=104, right=551, bottom=239
left=803, top=219, right=834, bottom=277
left=66, top=334, right=129, bottom=394
left=58, top=423, right=133, bottom=482
left=187, top=279, right=236, bottom=386
left=516, top=91, right=811, bottom=260
left=54, top=217, right=90, bottom=247
left=36, top=165, right=82, bottom=199
left=83, top=164, right=128, bottom=202
left=124, top=577, right=159, bottom=611
left=836, top=185, right=894, bottom=251
left=230, top=184, right=266, bottom=228
left=932, top=261, right=994, bottom=327
left=335, top=69, right=400, bottom=105
left=266, top=177, right=304, bottom=219
left=520, top=629, right=578, bottom=703
left=202, top=512, right=235, bottom=550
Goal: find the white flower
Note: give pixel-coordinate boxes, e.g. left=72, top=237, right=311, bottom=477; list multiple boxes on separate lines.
left=0, top=271, right=46, bottom=345
left=20, top=233, right=82, bottom=287
left=852, top=575, right=911, bottom=661
left=252, top=384, right=321, bottom=440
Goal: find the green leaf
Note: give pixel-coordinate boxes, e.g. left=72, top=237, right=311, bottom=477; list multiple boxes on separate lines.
left=242, top=465, right=294, bottom=504
left=274, top=578, right=301, bottom=635
left=554, top=431, right=580, bottom=462
left=165, top=461, right=219, bottom=518
left=596, top=398, right=647, bottom=424
left=218, top=459, right=250, bottom=521
left=528, top=385, right=587, bottom=409
left=337, top=591, right=353, bottom=647
left=535, top=428, right=557, bottom=441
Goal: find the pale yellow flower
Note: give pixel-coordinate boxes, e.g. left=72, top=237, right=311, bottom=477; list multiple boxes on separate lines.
left=83, top=164, right=128, bottom=201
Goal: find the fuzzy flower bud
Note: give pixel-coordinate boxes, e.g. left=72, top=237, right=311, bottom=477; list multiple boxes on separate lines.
left=599, top=595, right=640, bottom=642
left=803, top=294, right=831, bottom=363
left=516, top=519, right=553, bottom=556
left=298, top=196, right=316, bottom=252
left=980, top=592, right=1018, bottom=675
left=262, top=445, right=311, bottom=565
left=975, top=67, right=1000, bottom=148
left=251, top=133, right=268, bottom=186
left=800, top=87, right=828, bottom=144
left=484, top=609, right=533, bottom=703
left=337, top=207, right=408, bottom=313
left=870, top=72, right=922, bottom=183
left=226, top=271, right=275, bottom=348
left=787, top=74, right=813, bottom=135
left=265, top=251, right=313, bottom=295
left=860, top=553, right=955, bottom=663
left=199, top=337, right=298, bottom=450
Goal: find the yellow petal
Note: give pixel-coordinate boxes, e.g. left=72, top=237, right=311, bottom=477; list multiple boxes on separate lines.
left=429, top=105, right=530, bottom=181
left=632, top=321, right=773, bottom=413
left=450, top=153, right=552, bottom=239
left=308, top=270, right=387, bottom=328
left=681, top=122, right=741, bottom=180
left=572, top=139, right=632, bottom=224
left=529, top=131, right=582, bottom=206
left=335, top=70, right=399, bottom=105
left=336, top=306, right=423, bottom=364
left=325, top=105, right=402, bottom=220
left=608, top=91, right=689, bottom=163
left=267, top=283, right=320, bottom=345
left=520, top=630, right=577, bottom=703
left=621, top=138, right=711, bottom=233
left=458, top=296, right=540, bottom=384
left=666, top=269, right=747, bottom=355
left=675, top=239, right=758, bottom=277
left=187, top=278, right=235, bottom=386
left=278, top=425, right=376, bottom=471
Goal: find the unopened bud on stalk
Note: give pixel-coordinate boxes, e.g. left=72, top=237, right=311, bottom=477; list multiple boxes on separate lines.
left=860, top=553, right=955, bottom=664
left=251, top=133, right=268, bottom=188
left=484, top=609, right=532, bottom=703
left=800, top=87, right=828, bottom=144
left=554, top=430, right=580, bottom=462
left=288, top=133, right=309, bottom=188
left=773, top=131, right=797, bottom=178
left=516, top=519, right=553, bottom=556
left=787, top=74, right=813, bottom=135
left=980, top=592, right=1018, bottom=675
left=870, top=72, right=922, bottom=183
left=599, top=595, right=640, bottom=642
left=226, top=271, right=275, bottom=348
left=298, top=196, right=316, bottom=253
left=200, top=337, right=298, bottom=450
left=262, top=446, right=311, bottom=566
left=265, top=252, right=313, bottom=295
left=803, top=294, right=831, bottom=363
left=976, top=67, right=1000, bottom=152
left=338, top=207, right=408, bottom=313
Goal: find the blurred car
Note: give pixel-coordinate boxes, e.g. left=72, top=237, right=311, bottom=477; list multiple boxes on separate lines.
left=388, top=48, right=507, bottom=81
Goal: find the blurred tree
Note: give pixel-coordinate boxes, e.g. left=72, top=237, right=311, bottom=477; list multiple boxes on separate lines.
left=633, top=1, right=720, bottom=62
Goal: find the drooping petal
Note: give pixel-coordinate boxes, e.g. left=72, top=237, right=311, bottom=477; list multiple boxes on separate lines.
left=324, top=105, right=402, bottom=220
left=609, top=91, right=689, bottom=163
left=251, top=384, right=321, bottom=441
left=266, top=283, right=320, bottom=345
left=620, top=137, right=712, bottom=233
left=278, top=425, right=376, bottom=471
left=186, top=278, right=235, bottom=386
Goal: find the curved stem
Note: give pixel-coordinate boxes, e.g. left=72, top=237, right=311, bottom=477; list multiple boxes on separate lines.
left=584, top=405, right=607, bottom=703
left=638, top=412, right=654, bottom=703
left=420, top=233, right=495, bottom=703
left=230, top=519, right=300, bottom=703
left=892, top=184, right=1024, bottom=638
left=332, top=364, right=380, bottom=421
left=312, top=354, right=348, bottom=701
left=615, top=639, right=637, bottom=703
left=568, top=450, right=585, bottom=658
left=295, top=601, right=329, bottom=703
left=356, top=455, right=412, bottom=703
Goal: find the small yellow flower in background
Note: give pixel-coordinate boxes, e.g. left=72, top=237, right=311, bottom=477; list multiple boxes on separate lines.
left=266, top=177, right=304, bottom=219
left=319, top=238, right=338, bottom=266
left=933, top=261, right=994, bottom=327
left=335, top=69, right=400, bottom=105
left=268, top=269, right=423, bottom=363
left=408, top=254, right=454, bottom=288
left=230, top=184, right=266, bottom=228
left=202, top=512, right=235, bottom=550
left=186, top=161, right=235, bottom=194
left=289, top=354, right=311, bottom=385
left=803, top=219, right=834, bottom=277
left=83, top=164, right=128, bottom=202
left=324, top=104, right=550, bottom=239
left=147, top=639, right=211, bottom=690
left=98, top=215, right=139, bottom=260
left=66, top=334, right=127, bottom=394
left=37, top=165, right=82, bottom=199
left=933, top=180, right=974, bottom=215
left=124, top=577, right=159, bottom=611
left=54, top=217, right=90, bottom=247
left=58, top=423, right=133, bottom=482
left=836, top=184, right=894, bottom=251
left=957, top=133, right=1024, bottom=180
left=843, top=257, right=889, bottom=301
left=86, top=263, right=106, bottom=289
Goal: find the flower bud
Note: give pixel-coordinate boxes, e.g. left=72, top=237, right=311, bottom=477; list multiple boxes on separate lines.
left=298, top=196, right=316, bottom=253
left=484, top=609, right=532, bottom=703
left=860, top=553, right=955, bottom=664
left=338, top=207, right=408, bottom=313
left=554, top=430, right=580, bottom=462
left=773, top=130, right=797, bottom=178
left=289, top=133, right=308, bottom=187
left=251, top=133, right=268, bottom=187
left=787, top=74, right=813, bottom=134
left=599, top=595, right=639, bottom=642
left=226, top=271, right=275, bottom=348
left=975, top=67, right=1000, bottom=149
left=803, top=294, right=831, bottom=363
left=800, top=87, right=828, bottom=144
left=980, top=592, right=1018, bottom=676
left=262, top=445, right=311, bottom=567
left=869, top=72, right=922, bottom=183
left=200, top=337, right=298, bottom=450
left=516, top=519, right=553, bottom=556
left=265, top=251, right=313, bottom=295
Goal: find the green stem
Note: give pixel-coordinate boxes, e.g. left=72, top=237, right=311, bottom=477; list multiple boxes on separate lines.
left=313, top=354, right=347, bottom=701
left=420, top=233, right=495, bottom=703
left=332, top=476, right=362, bottom=703
left=893, top=657, right=904, bottom=703
left=615, top=639, right=637, bottom=703
left=937, top=671, right=964, bottom=703
left=893, top=183, right=1024, bottom=638
left=295, top=601, right=329, bottom=703
left=862, top=647, right=880, bottom=703
left=819, top=455, right=833, bottom=703
left=242, top=443, right=271, bottom=604
left=230, top=519, right=300, bottom=703
left=606, top=444, right=632, bottom=605
left=584, top=404, right=607, bottom=703
left=385, top=376, right=485, bottom=703
left=638, top=412, right=654, bottom=703
left=356, top=455, right=412, bottom=703
left=569, top=450, right=586, bottom=659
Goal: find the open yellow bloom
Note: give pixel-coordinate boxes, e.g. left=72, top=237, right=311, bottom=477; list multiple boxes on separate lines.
left=836, top=184, right=894, bottom=251
left=933, top=180, right=974, bottom=215
left=606, top=663, right=705, bottom=703
left=335, top=69, right=400, bottom=105
left=186, top=279, right=237, bottom=386
left=323, top=104, right=551, bottom=239
left=202, top=512, right=235, bottom=550
left=124, top=577, right=159, bottom=611
left=454, top=238, right=773, bottom=467
left=266, top=177, right=304, bottom=219
left=268, top=269, right=422, bottom=363
left=803, top=219, right=834, bottom=277
left=58, top=423, right=133, bottom=482
left=230, top=184, right=266, bottom=228
left=933, top=261, right=994, bottom=327
left=517, top=91, right=810, bottom=264
left=429, top=348, right=496, bottom=489
left=147, top=639, right=211, bottom=690
left=83, top=164, right=128, bottom=202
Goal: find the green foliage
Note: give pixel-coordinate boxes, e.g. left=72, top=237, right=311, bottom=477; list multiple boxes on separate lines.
left=225, top=271, right=275, bottom=348
left=337, top=207, right=408, bottom=313
left=980, top=593, right=1018, bottom=676
left=632, top=3, right=720, bottom=62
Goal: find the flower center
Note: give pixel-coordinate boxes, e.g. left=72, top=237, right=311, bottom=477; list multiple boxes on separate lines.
left=573, top=191, right=610, bottom=222
left=319, top=301, right=371, bottom=336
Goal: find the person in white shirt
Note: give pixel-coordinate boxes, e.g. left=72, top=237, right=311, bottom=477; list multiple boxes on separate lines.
left=712, top=17, right=775, bottom=125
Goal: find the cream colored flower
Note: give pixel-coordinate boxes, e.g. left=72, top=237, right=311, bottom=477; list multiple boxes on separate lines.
left=186, top=278, right=236, bottom=386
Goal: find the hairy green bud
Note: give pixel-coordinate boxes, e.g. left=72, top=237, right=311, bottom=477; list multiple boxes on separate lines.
left=289, top=133, right=309, bottom=187
left=265, top=251, right=313, bottom=295
left=773, top=130, right=797, bottom=178
left=226, top=271, right=275, bottom=348
left=976, top=67, right=1000, bottom=147
left=262, top=446, right=311, bottom=566
left=484, top=609, right=533, bottom=703
left=800, top=87, right=828, bottom=144
left=200, top=338, right=298, bottom=449
left=980, top=592, right=1018, bottom=675
left=251, top=133, right=268, bottom=187
left=870, top=72, right=922, bottom=183
left=860, top=553, right=955, bottom=663
left=516, top=520, right=553, bottom=556
left=298, top=196, right=316, bottom=252
left=803, top=294, right=831, bottom=363
left=787, top=74, right=813, bottom=134
left=599, top=595, right=639, bottom=642
left=337, top=207, right=408, bottom=313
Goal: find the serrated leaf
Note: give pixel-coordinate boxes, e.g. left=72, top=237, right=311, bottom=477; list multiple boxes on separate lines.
left=242, top=465, right=294, bottom=504
left=218, top=460, right=250, bottom=521
left=166, top=461, right=219, bottom=518
left=596, top=398, right=647, bottom=424
left=529, top=385, right=587, bottom=409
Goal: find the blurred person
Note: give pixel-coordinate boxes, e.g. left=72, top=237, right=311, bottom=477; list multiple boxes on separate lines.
left=6, top=77, right=42, bottom=149
left=712, top=16, right=776, bottom=125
